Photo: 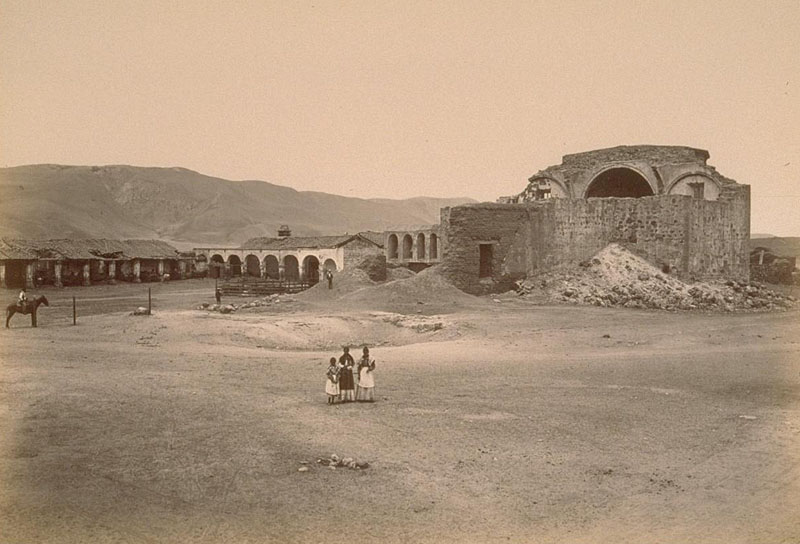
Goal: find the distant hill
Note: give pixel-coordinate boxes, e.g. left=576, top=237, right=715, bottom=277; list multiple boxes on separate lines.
left=0, top=165, right=476, bottom=247
left=748, top=235, right=800, bottom=258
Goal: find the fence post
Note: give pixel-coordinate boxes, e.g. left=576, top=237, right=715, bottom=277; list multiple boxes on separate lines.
left=148, top=287, right=152, bottom=315
left=72, top=296, right=76, bottom=325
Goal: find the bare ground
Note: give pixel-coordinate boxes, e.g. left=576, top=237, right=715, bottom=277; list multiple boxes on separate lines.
left=1, top=279, right=799, bottom=543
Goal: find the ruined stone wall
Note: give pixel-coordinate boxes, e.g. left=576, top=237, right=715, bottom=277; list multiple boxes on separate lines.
left=439, top=204, right=531, bottom=294
left=441, top=189, right=750, bottom=294
left=342, top=238, right=384, bottom=268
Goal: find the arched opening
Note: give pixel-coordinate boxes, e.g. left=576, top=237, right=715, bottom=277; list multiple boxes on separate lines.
left=283, top=255, right=299, bottom=282
left=227, top=255, right=242, bottom=277
left=323, top=258, right=337, bottom=272
left=263, top=255, right=280, bottom=279
left=416, top=233, right=426, bottom=260
left=585, top=167, right=654, bottom=198
left=303, top=255, right=320, bottom=284
left=388, top=234, right=399, bottom=260
left=245, top=254, right=261, bottom=277
left=430, top=233, right=438, bottom=259
left=667, top=174, right=720, bottom=201
left=209, top=254, right=224, bottom=279
left=402, top=234, right=413, bottom=260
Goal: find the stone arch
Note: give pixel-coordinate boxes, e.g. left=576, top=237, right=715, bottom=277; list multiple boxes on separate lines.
left=416, top=233, right=426, bottom=260
left=303, top=255, right=320, bottom=284
left=209, top=254, right=225, bottom=279
left=402, top=234, right=413, bottom=260
left=227, top=255, right=242, bottom=277
left=244, top=254, right=261, bottom=277
left=263, top=255, right=280, bottom=279
left=323, top=258, right=337, bottom=272
left=283, top=255, right=299, bottom=281
left=585, top=166, right=655, bottom=198
left=430, top=233, right=439, bottom=259
left=666, top=173, right=721, bottom=200
left=388, top=234, right=399, bottom=260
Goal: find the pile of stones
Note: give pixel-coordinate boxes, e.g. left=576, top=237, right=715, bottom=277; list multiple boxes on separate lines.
left=197, top=294, right=296, bottom=314
left=516, top=244, right=795, bottom=312
left=314, top=454, right=370, bottom=471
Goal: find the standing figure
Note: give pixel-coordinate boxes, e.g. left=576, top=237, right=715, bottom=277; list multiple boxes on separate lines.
left=325, top=269, right=334, bottom=289
left=356, top=346, right=376, bottom=402
left=215, top=287, right=222, bottom=305
left=325, top=357, right=340, bottom=404
left=338, top=346, right=356, bottom=402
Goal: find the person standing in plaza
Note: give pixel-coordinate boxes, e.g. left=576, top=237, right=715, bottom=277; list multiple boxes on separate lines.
left=325, top=357, right=340, bottom=404
left=356, top=346, right=376, bottom=402
left=338, top=346, right=356, bottom=402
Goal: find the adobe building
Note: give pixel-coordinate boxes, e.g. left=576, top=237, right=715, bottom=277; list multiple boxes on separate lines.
left=194, top=227, right=384, bottom=283
left=440, top=146, right=751, bottom=294
left=0, top=238, right=190, bottom=288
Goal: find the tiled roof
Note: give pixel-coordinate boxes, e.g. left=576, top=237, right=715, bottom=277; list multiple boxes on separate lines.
left=0, top=238, right=180, bottom=261
left=357, top=231, right=386, bottom=247
left=241, top=235, right=370, bottom=250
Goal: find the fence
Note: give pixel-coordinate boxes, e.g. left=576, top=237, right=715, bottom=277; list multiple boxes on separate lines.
left=219, top=277, right=315, bottom=296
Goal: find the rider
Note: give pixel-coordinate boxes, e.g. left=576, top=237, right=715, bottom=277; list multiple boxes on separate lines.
left=17, top=288, right=28, bottom=310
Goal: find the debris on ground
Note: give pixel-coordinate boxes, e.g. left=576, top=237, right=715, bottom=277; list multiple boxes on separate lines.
left=131, top=307, right=150, bottom=316
left=196, top=294, right=291, bottom=313
left=516, top=243, right=795, bottom=312
left=312, top=454, right=370, bottom=470
left=375, top=312, right=446, bottom=333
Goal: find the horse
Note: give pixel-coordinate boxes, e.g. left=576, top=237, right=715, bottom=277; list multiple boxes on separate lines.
left=6, top=295, right=49, bottom=328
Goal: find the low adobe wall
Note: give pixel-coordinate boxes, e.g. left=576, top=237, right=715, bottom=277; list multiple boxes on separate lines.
left=441, top=187, right=750, bottom=294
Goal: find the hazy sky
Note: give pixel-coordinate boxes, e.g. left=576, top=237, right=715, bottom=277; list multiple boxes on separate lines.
left=2, top=1, right=798, bottom=235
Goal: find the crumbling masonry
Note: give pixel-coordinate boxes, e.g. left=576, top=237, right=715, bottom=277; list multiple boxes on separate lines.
left=440, top=146, right=750, bottom=294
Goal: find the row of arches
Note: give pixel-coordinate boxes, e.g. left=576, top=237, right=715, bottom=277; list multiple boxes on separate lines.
left=387, top=232, right=439, bottom=261
left=206, top=253, right=336, bottom=281
left=526, top=168, right=721, bottom=201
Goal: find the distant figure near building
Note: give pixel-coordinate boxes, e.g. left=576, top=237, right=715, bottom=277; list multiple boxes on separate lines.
left=325, top=269, right=334, bottom=289
left=215, top=287, right=222, bottom=304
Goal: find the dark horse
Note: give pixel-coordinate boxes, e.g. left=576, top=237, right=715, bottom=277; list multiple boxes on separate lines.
left=6, top=295, right=49, bottom=328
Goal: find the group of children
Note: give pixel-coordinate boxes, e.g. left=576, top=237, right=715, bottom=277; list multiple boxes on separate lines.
left=325, top=346, right=376, bottom=404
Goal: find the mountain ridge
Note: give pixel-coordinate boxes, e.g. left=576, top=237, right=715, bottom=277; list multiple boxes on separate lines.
left=0, top=164, right=476, bottom=247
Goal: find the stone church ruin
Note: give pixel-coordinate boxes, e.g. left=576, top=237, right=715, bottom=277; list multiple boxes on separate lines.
left=440, top=146, right=751, bottom=294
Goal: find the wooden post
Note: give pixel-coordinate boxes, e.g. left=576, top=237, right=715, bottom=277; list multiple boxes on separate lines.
left=72, top=296, right=76, bottom=325
left=148, top=287, right=152, bottom=315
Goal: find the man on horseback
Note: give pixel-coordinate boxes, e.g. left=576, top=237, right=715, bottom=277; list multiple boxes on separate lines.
left=17, top=288, right=28, bottom=312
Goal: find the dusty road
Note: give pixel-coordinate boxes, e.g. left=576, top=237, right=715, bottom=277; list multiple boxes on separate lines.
left=1, top=281, right=799, bottom=543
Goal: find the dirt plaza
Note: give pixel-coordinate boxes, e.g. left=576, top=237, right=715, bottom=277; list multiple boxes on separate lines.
left=1, top=279, right=799, bottom=543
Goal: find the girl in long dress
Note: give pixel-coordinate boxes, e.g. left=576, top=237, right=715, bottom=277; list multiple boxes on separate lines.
left=325, top=357, right=340, bottom=404
left=356, top=347, right=376, bottom=402
left=338, top=347, right=356, bottom=402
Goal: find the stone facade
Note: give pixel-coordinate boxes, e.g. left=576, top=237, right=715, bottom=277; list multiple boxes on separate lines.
left=442, top=146, right=750, bottom=294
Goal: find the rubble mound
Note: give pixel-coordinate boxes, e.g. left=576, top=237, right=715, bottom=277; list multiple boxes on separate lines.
left=355, top=254, right=387, bottom=282
left=517, top=243, right=795, bottom=312
left=296, top=267, right=376, bottom=301
left=347, top=266, right=477, bottom=308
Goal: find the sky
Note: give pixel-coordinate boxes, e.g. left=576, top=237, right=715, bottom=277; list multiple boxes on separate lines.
left=1, top=0, right=798, bottom=235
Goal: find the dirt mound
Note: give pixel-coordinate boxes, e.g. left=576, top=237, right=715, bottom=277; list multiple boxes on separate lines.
left=346, top=266, right=478, bottom=309
left=356, top=254, right=387, bottom=282
left=386, top=266, right=416, bottom=281
left=296, top=267, right=376, bottom=302
left=518, top=243, right=795, bottom=312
